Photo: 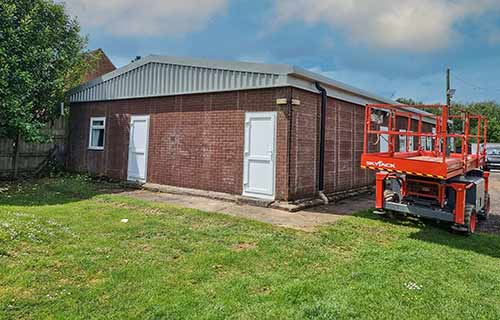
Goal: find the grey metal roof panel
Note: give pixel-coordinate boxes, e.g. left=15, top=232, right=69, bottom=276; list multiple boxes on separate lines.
left=69, top=55, right=292, bottom=98
left=68, top=55, right=431, bottom=117
left=69, top=58, right=288, bottom=103
left=147, top=55, right=294, bottom=74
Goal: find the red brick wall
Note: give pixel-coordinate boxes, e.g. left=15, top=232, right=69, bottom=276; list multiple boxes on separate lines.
left=68, top=86, right=389, bottom=202
left=67, top=88, right=291, bottom=200
left=83, top=49, right=116, bottom=83
left=287, top=89, right=318, bottom=199
left=288, top=88, right=374, bottom=200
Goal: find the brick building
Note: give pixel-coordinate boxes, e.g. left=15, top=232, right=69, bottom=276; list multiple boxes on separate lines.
left=82, top=49, right=116, bottom=83
left=67, top=56, right=431, bottom=202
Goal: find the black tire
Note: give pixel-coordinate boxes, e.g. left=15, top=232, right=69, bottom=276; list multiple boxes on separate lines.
left=463, top=204, right=477, bottom=235
left=478, top=193, right=490, bottom=221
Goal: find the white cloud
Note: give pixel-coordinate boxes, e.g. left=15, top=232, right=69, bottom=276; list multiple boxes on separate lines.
left=273, top=0, right=500, bottom=52
left=62, top=0, right=228, bottom=37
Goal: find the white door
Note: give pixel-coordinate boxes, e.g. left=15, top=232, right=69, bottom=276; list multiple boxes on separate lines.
left=243, top=112, right=276, bottom=199
left=128, top=115, right=150, bottom=183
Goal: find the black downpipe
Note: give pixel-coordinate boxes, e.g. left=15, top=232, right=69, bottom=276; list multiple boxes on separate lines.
left=287, top=88, right=294, bottom=199
left=315, top=82, right=327, bottom=192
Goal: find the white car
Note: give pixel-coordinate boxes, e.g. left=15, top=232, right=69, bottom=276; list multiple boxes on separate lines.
left=485, top=146, right=500, bottom=171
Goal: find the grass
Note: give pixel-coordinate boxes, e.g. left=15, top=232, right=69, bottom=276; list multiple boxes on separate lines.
left=1, top=176, right=500, bottom=319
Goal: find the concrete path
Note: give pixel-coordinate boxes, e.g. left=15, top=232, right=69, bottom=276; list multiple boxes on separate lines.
left=478, top=170, right=500, bottom=234
left=122, top=190, right=374, bottom=232
left=120, top=171, right=500, bottom=233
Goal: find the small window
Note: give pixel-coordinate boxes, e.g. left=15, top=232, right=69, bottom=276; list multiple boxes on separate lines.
left=399, top=129, right=414, bottom=152
left=420, top=136, right=427, bottom=150
left=379, top=126, right=389, bottom=152
left=89, top=117, right=106, bottom=150
left=421, top=136, right=433, bottom=151
left=399, top=129, right=407, bottom=151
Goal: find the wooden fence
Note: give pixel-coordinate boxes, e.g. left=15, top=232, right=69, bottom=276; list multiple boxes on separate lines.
left=0, top=117, right=67, bottom=177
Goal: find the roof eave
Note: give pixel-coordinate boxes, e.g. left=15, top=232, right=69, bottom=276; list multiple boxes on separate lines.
left=291, top=66, right=397, bottom=105
left=290, top=67, right=435, bottom=118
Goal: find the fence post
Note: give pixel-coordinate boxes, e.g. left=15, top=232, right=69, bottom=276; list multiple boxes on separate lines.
left=0, top=117, right=66, bottom=178
left=12, top=132, right=21, bottom=178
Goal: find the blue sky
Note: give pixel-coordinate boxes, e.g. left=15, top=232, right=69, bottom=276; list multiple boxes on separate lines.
left=63, top=0, right=500, bottom=103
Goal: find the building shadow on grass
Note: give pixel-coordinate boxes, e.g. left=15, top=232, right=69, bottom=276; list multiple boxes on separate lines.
left=353, top=210, right=500, bottom=259
left=0, top=176, right=129, bottom=207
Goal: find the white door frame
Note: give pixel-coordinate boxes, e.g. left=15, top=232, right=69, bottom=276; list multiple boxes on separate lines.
left=242, top=111, right=277, bottom=200
left=379, top=126, right=389, bottom=152
left=127, top=115, right=150, bottom=183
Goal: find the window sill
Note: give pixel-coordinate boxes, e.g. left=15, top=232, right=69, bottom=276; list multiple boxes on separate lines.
left=88, top=147, right=105, bottom=151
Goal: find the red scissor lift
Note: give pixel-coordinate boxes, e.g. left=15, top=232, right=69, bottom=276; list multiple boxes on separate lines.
left=361, top=104, right=490, bottom=235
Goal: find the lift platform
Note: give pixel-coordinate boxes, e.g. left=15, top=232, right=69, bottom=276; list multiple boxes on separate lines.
left=361, top=104, right=490, bottom=235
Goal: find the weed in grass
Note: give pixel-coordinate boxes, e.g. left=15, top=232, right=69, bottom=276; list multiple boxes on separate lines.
left=0, top=212, right=78, bottom=244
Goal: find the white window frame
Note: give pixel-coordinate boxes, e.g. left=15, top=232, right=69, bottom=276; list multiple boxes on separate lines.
left=399, top=129, right=407, bottom=152
left=88, top=117, right=106, bottom=150
left=421, top=135, right=433, bottom=151
left=431, top=127, right=437, bottom=152
left=399, top=129, right=414, bottom=152
left=379, top=126, right=389, bottom=152
left=420, top=136, right=426, bottom=150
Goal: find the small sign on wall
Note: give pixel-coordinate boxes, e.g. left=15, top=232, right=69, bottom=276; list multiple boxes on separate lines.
left=276, top=98, right=287, bottom=105
left=276, top=98, right=301, bottom=106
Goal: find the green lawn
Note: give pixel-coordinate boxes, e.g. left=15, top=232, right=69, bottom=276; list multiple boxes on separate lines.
left=1, top=177, right=499, bottom=320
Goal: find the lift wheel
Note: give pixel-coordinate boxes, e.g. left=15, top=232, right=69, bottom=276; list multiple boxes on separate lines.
left=451, top=204, right=477, bottom=236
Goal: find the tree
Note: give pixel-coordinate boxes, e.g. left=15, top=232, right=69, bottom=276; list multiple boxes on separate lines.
left=460, top=101, right=500, bottom=143
left=0, top=0, right=87, bottom=177
left=396, top=97, right=444, bottom=116
left=396, top=97, right=423, bottom=106
left=397, top=97, right=500, bottom=143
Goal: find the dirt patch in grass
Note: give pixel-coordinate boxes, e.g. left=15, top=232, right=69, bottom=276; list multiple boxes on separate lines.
left=231, top=242, right=256, bottom=252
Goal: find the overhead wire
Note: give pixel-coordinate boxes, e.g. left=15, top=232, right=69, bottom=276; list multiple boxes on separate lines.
left=452, top=73, right=500, bottom=92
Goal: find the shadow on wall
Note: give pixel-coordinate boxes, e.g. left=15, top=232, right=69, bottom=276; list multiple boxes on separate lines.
left=0, top=176, right=126, bottom=207
left=353, top=211, right=500, bottom=259
left=107, top=113, right=131, bottom=179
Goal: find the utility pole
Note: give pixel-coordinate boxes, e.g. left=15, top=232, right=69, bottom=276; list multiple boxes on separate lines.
left=446, top=68, right=451, bottom=108
left=446, top=68, right=456, bottom=108
left=445, top=68, right=455, bottom=154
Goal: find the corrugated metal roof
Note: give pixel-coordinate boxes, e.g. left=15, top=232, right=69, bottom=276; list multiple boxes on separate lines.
left=67, top=55, right=430, bottom=117
left=69, top=56, right=290, bottom=103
